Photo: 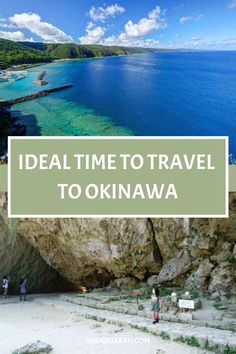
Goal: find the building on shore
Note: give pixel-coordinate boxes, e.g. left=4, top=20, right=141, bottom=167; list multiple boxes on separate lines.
left=0, top=70, right=27, bottom=82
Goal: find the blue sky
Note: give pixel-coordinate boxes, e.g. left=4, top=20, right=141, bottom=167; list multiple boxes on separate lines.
left=0, top=0, right=236, bottom=49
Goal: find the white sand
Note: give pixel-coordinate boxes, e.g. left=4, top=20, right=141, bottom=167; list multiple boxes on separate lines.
left=0, top=295, right=206, bottom=354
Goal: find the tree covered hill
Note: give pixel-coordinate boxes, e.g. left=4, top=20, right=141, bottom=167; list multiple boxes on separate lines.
left=0, top=38, right=153, bottom=69
left=20, top=42, right=151, bottom=59
left=0, top=39, right=51, bottom=68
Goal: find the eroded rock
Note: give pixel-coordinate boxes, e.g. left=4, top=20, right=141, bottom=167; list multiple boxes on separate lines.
left=185, top=259, right=215, bottom=292
left=1, top=192, right=236, bottom=294
left=157, top=250, right=192, bottom=285
left=0, top=194, right=73, bottom=294
left=13, top=340, right=52, bottom=354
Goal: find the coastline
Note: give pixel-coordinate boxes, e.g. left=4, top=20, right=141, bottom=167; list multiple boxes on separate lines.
left=0, top=51, right=152, bottom=137
left=1, top=50, right=236, bottom=157
left=0, top=105, right=26, bottom=157
left=1, top=49, right=154, bottom=72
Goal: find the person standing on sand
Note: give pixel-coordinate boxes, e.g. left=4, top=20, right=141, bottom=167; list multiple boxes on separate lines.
left=20, top=278, right=27, bottom=301
left=2, top=275, right=10, bottom=298
left=151, top=287, right=160, bottom=324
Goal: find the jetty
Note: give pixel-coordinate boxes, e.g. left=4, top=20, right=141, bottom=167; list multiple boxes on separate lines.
left=34, top=70, right=48, bottom=85
left=0, top=83, right=73, bottom=106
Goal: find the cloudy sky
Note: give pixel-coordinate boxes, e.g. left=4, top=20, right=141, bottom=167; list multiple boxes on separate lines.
left=0, top=0, right=236, bottom=49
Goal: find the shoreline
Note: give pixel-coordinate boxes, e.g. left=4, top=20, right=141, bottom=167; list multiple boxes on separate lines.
left=1, top=51, right=236, bottom=159
left=1, top=51, right=151, bottom=72
left=3, top=48, right=236, bottom=73
left=1, top=48, right=175, bottom=72
left=0, top=105, right=27, bottom=157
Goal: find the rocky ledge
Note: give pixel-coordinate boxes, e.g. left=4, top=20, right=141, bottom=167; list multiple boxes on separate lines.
left=0, top=106, right=26, bottom=157
left=0, top=192, right=235, bottom=296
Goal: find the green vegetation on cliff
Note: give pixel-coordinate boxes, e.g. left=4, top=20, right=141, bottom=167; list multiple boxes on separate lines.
left=0, top=39, right=51, bottom=68
left=0, top=38, right=153, bottom=69
left=21, top=42, right=149, bottom=59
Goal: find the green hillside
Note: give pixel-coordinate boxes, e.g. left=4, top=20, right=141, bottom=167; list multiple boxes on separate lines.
left=0, top=39, right=153, bottom=69
left=0, top=38, right=51, bottom=69
left=20, top=42, right=151, bottom=58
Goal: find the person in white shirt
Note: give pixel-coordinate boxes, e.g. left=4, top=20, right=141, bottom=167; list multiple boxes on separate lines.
left=2, top=275, right=10, bottom=298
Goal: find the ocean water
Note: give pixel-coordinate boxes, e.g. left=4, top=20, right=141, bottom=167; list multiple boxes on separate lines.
left=0, top=51, right=236, bottom=155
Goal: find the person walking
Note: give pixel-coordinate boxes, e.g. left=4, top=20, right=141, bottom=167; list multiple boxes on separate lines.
left=151, top=286, right=160, bottom=324
left=20, top=278, right=27, bottom=301
left=2, top=275, right=9, bottom=298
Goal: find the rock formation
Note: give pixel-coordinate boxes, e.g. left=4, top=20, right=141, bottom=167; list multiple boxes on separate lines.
left=0, top=193, right=73, bottom=294
left=0, top=192, right=235, bottom=295
left=13, top=340, right=52, bottom=354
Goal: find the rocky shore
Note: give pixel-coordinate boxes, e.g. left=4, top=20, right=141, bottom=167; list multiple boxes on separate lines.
left=0, top=105, right=27, bottom=158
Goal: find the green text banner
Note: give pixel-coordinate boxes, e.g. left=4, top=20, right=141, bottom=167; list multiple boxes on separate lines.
left=8, top=137, right=228, bottom=217
left=2, top=165, right=236, bottom=193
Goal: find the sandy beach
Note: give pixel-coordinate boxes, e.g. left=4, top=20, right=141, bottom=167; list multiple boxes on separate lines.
left=0, top=294, right=207, bottom=354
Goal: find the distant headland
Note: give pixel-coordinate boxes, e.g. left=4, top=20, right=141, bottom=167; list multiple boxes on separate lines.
left=0, top=38, right=160, bottom=70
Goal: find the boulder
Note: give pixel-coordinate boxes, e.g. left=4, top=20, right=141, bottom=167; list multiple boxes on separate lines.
left=211, top=241, right=233, bottom=263
left=138, top=304, right=145, bottom=310
left=13, top=340, right=52, bottom=354
left=209, top=261, right=236, bottom=294
left=185, top=259, right=215, bottom=292
left=157, top=250, right=192, bottom=285
left=147, top=275, right=159, bottom=287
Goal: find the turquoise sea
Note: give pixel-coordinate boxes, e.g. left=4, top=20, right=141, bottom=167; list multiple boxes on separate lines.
left=0, top=51, right=236, bottom=155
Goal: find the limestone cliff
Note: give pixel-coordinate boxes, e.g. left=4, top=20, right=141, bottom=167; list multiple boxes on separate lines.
left=0, top=193, right=73, bottom=293
left=0, top=192, right=235, bottom=295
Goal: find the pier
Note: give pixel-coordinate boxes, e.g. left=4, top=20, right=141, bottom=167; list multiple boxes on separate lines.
left=0, top=83, right=73, bottom=106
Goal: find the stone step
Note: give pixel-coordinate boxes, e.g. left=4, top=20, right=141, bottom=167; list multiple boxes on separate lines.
left=54, top=295, right=236, bottom=354
left=59, top=294, right=235, bottom=333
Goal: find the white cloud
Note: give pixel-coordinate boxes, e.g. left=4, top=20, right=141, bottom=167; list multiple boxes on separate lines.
left=164, top=35, right=236, bottom=50
left=98, top=6, right=166, bottom=48
left=0, top=17, right=17, bottom=28
left=191, top=36, right=201, bottom=41
left=196, top=14, right=204, bottom=21
left=179, top=14, right=203, bottom=24
left=9, top=12, right=73, bottom=43
left=79, top=5, right=166, bottom=47
left=179, top=16, right=192, bottom=24
left=228, top=0, right=236, bottom=8
left=80, top=6, right=166, bottom=48
left=189, top=40, right=200, bottom=47
left=0, top=23, right=17, bottom=29
left=102, top=34, right=161, bottom=48
left=89, top=4, right=125, bottom=22
left=79, top=22, right=106, bottom=44
left=124, top=6, right=166, bottom=38
left=0, top=30, right=32, bottom=41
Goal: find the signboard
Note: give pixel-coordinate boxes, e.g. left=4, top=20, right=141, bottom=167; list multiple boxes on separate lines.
left=179, top=299, right=195, bottom=309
